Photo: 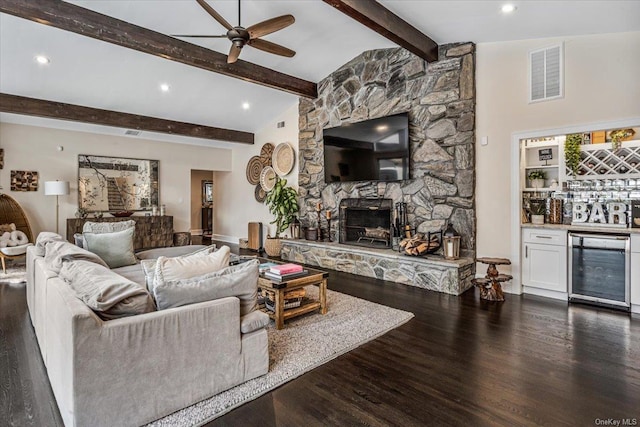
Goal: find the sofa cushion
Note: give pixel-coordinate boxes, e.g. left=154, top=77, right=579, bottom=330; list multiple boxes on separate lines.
left=59, top=260, right=155, bottom=320
left=240, top=310, right=270, bottom=333
left=154, top=245, right=230, bottom=285
left=82, top=220, right=136, bottom=234
left=153, top=258, right=258, bottom=313
left=112, top=263, right=146, bottom=287
left=84, top=227, right=137, bottom=268
left=44, top=240, right=109, bottom=273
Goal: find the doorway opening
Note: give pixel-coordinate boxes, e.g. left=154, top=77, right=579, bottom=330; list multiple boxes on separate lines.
left=190, top=170, right=214, bottom=238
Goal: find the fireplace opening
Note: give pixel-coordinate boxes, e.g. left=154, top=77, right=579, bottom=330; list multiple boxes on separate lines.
left=339, top=198, right=392, bottom=248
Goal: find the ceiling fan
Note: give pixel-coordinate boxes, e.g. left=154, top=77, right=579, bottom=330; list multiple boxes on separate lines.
left=173, top=0, right=296, bottom=64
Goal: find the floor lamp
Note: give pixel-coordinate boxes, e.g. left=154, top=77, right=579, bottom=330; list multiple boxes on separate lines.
left=44, top=181, right=70, bottom=234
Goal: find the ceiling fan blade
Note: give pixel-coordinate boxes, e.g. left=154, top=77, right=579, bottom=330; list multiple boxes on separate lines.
left=248, top=38, right=295, bottom=58
left=196, top=0, right=233, bottom=31
left=247, top=15, right=295, bottom=39
left=171, top=34, right=228, bottom=38
left=227, top=43, right=242, bottom=64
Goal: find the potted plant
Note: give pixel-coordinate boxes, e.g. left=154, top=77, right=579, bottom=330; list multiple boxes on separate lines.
left=529, top=198, right=546, bottom=225
left=264, top=177, right=299, bottom=257
left=564, top=133, right=582, bottom=177
left=527, top=170, right=547, bottom=189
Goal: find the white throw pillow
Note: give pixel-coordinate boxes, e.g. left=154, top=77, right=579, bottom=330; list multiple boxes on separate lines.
left=142, top=245, right=216, bottom=292
left=82, top=220, right=136, bottom=234
left=154, top=245, right=231, bottom=285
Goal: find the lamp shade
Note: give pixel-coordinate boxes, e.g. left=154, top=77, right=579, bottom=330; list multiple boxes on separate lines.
left=44, top=181, right=70, bottom=196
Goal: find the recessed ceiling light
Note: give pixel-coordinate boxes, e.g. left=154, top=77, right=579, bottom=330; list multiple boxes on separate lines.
left=242, top=102, right=250, bottom=110
left=160, top=83, right=170, bottom=92
left=35, top=55, right=50, bottom=64
left=501, top=4, right=516, bottom=13
left=376, top=125, right=389, bottom=132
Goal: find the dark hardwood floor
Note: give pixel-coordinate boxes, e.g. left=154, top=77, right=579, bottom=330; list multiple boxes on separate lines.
left=2, top=240, right=639, bottom=426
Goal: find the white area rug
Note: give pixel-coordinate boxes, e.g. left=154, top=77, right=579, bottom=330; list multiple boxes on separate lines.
left=147, top=287, right=414, bottom=426
left=0, top=261, right=26, bottom=284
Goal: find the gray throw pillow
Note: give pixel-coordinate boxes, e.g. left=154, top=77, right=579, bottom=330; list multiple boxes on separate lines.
left=153, top=259, right=259, bottom=314
left=73, top=233, right=86, bottom=248
left=59, top=260, right=155, bottom=320
left=84, top=227, right=137, bottom=268
left=82, top=220, right=136, bottom=234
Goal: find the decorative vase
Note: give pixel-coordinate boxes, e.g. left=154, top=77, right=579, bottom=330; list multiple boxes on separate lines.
left=530, top=178, right=545, bottom=189
left=531, top=214, right=545, bottom=225
left=264, top=237, right=282, bottom=257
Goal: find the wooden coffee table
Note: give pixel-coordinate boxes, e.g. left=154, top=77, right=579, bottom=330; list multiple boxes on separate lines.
left=258, top=261, right=329, bottom=329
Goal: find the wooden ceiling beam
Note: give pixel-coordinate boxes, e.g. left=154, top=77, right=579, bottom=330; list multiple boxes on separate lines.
left=323, top=0, right=438, bottom=62
left=0, top=0, right=317, bottom=98
left=0, top=93, right=254, bottom=144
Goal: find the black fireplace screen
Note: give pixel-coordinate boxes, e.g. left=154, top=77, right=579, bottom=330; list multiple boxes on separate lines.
left=339, top=198, right=392, bottom=248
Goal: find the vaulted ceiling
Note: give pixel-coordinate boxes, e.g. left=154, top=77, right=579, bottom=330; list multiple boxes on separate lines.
left=1, top=1, right=639, bottom=147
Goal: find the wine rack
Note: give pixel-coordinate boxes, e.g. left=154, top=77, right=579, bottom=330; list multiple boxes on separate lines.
left=567, top=140, right=640, bottom=180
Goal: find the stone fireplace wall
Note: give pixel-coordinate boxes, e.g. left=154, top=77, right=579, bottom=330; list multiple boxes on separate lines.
left=298, top=43, right=476, bottom=251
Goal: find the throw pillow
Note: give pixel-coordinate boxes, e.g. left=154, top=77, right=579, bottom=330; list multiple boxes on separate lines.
left=153, top=259, right=258, bottom=313
left=73, top=233, right=86, bottom=248
left=84, top=227, right=137, bottom=268
left=82, top=220, right=136, bottom=234
left=141, top=245, right=216, bottom=292
left=0, top=223, right=16, bottom=233
left=59, top=260, right=155, bottom=320
left=135, top=244, right=213, bottom=261
left=154, top=245, right=230, bottom=285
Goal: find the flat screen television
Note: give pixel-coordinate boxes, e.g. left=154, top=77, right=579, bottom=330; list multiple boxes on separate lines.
left=323, top=112, right=410, bottom=183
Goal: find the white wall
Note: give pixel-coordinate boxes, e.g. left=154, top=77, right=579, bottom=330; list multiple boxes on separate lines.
left=214, top=102, right=299, bottom=242
left=0, top=123, right=232, bottom=237
left=476, top=31, right=640, bottom=277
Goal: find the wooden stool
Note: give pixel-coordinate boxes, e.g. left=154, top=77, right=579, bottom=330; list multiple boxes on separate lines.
left=475, top=257, right=512, bottom=302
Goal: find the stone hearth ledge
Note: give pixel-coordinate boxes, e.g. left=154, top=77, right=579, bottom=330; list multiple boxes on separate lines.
left=281, top=239, right=475, bottom=295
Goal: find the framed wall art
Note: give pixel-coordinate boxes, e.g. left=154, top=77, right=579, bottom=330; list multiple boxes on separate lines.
left=10, top=170, right=39, bottom=191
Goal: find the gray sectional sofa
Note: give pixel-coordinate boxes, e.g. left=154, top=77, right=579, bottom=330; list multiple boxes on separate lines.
left=26, top=238, right=269, bottom=427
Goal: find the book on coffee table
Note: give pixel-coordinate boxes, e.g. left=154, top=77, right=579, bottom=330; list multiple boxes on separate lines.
left=263, top=269, right=309, bottom=281
left=269, top=263, right=304, bottom=274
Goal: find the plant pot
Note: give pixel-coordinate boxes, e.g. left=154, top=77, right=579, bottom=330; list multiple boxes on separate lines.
left=531, top=214, right=545, bottom=225
left=529, top=178, right=545, bottom=189
left=264, top=237, right=282, bottom=257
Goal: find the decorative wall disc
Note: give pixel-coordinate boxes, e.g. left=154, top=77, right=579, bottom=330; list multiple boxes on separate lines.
left=260, top=166, right=277, bottom=191
left=272, top=142, right=295, bottom=176
left=246, top=156, right=263, bottom=185
left=260, top=143, right=275, bottom=166
left=254, top=184, right=267, bottom=203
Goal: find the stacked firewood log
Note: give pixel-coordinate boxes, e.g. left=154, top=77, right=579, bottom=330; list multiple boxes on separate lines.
left=400, top=232, right=440, bottom=256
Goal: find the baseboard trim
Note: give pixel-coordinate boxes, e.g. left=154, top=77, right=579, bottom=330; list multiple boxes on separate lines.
left=523, top=286, right=568, bottom=301
left=191, top=229, right=203, bottom=236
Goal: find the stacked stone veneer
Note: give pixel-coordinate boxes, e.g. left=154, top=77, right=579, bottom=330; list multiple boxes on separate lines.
left=281, top=240, right=475, bottom=295
left=298, top=43, right=476, bottom=251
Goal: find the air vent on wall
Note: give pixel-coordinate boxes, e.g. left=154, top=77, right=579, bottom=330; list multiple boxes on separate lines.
left=125, top=129, right=141, bottom=136
left=529, top=43, right=563, bottom=103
